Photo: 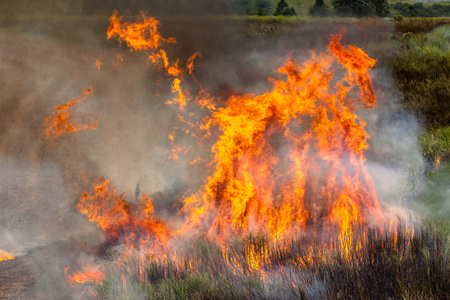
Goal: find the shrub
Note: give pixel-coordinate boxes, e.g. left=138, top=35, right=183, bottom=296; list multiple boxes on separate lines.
left=393, top=25, right=450, bottom=129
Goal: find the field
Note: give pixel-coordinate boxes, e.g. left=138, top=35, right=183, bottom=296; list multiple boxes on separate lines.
left=0, top=10, right=449, bottom=300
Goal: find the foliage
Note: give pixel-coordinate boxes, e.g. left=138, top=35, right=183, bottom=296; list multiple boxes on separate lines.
left=393, top=25, right=450, bottom=129
left=420, top=126, right=450, bottom=160
left=273, top=0, right=297, bottom=16
left=415, top=161, right=450, bottom=238
left=394, top=17, right=450, bottom=35
left=255, top=0, right=272, bottom=16
left=331, top=0, right=389, bottom=17
left=309, top=0, right=331, bottom=17
left=392, top=2, right=450, bottom=18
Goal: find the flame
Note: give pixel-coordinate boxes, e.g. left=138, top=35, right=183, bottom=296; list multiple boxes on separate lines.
left=112, top=54, right=124, bottom=68
left=77, top=178, right=172, bottom=251
left=95, top=59, right=103, bottom=70
left=433, top=155, right=441, bottom=170
left=107, top=10, right=176, bottom=52
left=107, top=11, right=193, bottom=112
left=181, top=35, right=385, bottom=249
left=43, top=87, right=98, bottom=141
left=64, top=265, right=105, bottom=288
left=0, top=250, right=15, bottom=261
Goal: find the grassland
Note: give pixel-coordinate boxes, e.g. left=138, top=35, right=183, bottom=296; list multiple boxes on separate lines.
left=1, top=11, right=449, bottom=298
left=89, top=226, right=449, bottom=300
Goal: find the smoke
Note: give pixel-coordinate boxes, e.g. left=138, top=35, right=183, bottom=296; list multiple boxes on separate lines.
left=0, top=8, right=429, bottom=297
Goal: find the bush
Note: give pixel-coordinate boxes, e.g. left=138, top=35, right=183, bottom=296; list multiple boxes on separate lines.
left=393, top=25, right=450, bottom=128
left=332, top=0, right=389, bottom=17
left=420, top=126, right=450, bottom=160
left=309, top=0, right=331, bottom=17
left=273, top=0, right=297, bottom=16
left=394, top=17, right=450, bottom=35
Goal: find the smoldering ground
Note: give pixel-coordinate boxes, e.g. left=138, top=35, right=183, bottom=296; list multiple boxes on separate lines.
left=0, top=6, right=427, bottom=298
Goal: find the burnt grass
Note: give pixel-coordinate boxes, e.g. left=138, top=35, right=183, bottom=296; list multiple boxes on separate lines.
left=91, top=225, right=450, bottom=300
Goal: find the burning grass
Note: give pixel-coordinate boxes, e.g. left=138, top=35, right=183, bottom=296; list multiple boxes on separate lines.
left=0, top=250, right=15, bottom=262
left=43, top=11, right=449, bottom=299
left=82, top=225, right=449, bottom=300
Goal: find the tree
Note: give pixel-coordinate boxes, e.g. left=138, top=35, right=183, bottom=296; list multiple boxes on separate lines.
left=255, top=0, right=271, bottom=15
left=283, top=7, right=297, bottom=16
left=372, top=0, right=389, bottom=16
left=332, top=0, right=390, bottom=17
left=274, top=0, right=289, bottom=15
left=273, top=0, right=296, bottom=16
left=256, top=7, right=266, bottom=16
left=310, top=0, right=330, bottom=16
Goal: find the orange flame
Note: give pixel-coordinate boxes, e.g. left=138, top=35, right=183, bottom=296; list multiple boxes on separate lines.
left=77, top=178, right=172, bottom=251
left=95, top=59, right=103, bottom=70
left=181, top=35, right=385, bottom=247
left=107, top=10, right=176, bottom=52
left=0, top=250, right=15, bottom=261
left=64, top=265, right=105, bottom=288
left=43, top=87, right=98, bottom=141
left=107, top=11, right=194, bottom=112
left=76, top=13, right=389, bottom=266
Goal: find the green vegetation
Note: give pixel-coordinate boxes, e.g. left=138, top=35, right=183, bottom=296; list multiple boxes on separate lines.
left=415, top=162, right=450, bottom=236
left=392, top=2, right=450, bottom=18
left=273, top=0, right=297, bottom=16
left=90, top=227, right=450, bottom=299
left=332, top=0, right=389, bottom=17
left=393, top=24, right=450, bottom=129
left=310, top=0, right=331, bottom=16
left=394, top=16, right=450, bottom=34
left=420, top=126, right=450, bottom=160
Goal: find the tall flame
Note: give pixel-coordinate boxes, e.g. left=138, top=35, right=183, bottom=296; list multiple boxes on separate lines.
left=77, top=178, right=172, bottom=251
left=181, top=35, right=385, bottom=247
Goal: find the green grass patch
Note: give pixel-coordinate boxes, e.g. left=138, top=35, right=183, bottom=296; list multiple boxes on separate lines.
left=394, top=16, right=450, bottom=34
left=415, top=161, right=450, bottom=236
left=420, top=126, right=450, bottom=160
left=393, top=24, right=450, bottom=129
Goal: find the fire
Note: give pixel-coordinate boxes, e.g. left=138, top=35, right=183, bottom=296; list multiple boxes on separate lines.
left=107, top=10, right=197, bottom=112
left=77, top=178, right=172, bottom=251
left=104, top=11, right=387, bottom=249
left=107, top=10, right=176, bottom=52
left=43, top=87, right=98, bottom=141
left=0, top=250, right=15, bottom=261
left=181, top=35, right=385, bottom=248
left=63, top=12, right=400, bottom=291
left=64, top=265, right=105, bottom=288
left=94, top=59, right=103, bottom=70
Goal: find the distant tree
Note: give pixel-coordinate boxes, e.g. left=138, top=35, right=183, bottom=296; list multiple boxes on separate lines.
left=256, top=7, right=266, bottom=16
left=283, top=6, right=297, bottom=16
left=408, top=4, right=417, bottom=17
left=274, top=0, right=289, bottom=15
left=273, top=0, right=296, bottom=16
left=231, top=0, right=252, bottom=15
left=372, top=0, right=389, bottom=17
left=332, top=0, right=389, bottom=17
left=255, top=0, right=271, bottom=15
left=310, top=0, right=330, bottom=16
left=332, top=0, right=371, bottom=16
